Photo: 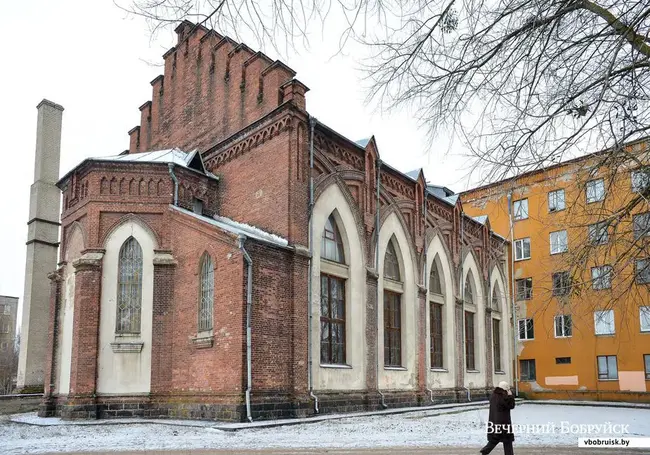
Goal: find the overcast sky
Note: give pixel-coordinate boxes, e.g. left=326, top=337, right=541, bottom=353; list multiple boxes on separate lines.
left=0, top=0, right=473, bottom=312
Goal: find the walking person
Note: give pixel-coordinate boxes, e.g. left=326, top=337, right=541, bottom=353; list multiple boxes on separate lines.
left=481, top=381, right=516, bottom=455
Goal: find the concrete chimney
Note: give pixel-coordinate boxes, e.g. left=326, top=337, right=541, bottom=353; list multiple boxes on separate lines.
left=16, top=99, right=64, bottom=392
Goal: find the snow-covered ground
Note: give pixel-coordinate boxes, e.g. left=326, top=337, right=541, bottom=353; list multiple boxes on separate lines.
left=1, top=403, right=649, bottom=454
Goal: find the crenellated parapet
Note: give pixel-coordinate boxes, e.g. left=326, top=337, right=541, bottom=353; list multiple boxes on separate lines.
left=127, top=20, right=307, bottom=154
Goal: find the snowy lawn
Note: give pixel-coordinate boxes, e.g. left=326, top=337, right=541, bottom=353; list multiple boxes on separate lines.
left=1, top=403, right=649, bottom=454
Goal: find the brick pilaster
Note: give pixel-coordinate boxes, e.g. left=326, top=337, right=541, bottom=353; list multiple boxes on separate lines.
left=455, top=297, right=464, bottom=389
left=485, top=306, right=494, bottom=389
left=417, top=285, right=427, bottom=395
left=68, top=252, right=103, bottom=396
left=150, top=252, right=177, bottom=394
left=39, top=269, right=64, bottom=416
left=365, top=268, right=378, bottom=393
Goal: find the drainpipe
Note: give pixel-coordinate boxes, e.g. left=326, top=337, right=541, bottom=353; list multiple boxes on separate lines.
left=238, top=234, right=254, bottom=422
left=507, top=192, right=519, bottom=397
left=375, top=158, right=387, bottom=409
left=168, top=163, right=179, bottom=206
left=423, top=186, right=434, bottom=404
left=307, top=116, right=319, bottom=413
left=460, top=213, right=471, bottom=402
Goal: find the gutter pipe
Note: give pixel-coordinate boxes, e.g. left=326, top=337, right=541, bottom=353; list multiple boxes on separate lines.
left=307, top=116, right=319, bottom=413
left=422, top=185, right=434, bottom=404
left=238, top=234, right=254, bottom=422
left=375, top=158, right=387, bottom=409
left=507, top=192, right=519, bottom=397
left=168, top=163, right=179, bottom=206
left=460, top=213, right=471, bottom=402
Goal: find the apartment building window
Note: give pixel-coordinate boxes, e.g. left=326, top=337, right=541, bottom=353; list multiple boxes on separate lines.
left=465, top=311, right=476, bottom=370
left=514, top=238, right=531, bottom=261
left=594, top=310, right=615, bottom=335
left=552, top=272, right=571, bottom=296
left=631, top=167, right=650, bottom=193
left=589, top=222, right=609, bottom=245
left=548, top=189, right=565, bottom=212
left=645, top=355, right=650, bottom=380
left=554, top=315, right=572, bottom=338
left=550, top=230, right=568, bottom=254
left=513, top=198, right=529, bottom=221
left=518, top=318, right=534, bottom=340
left=640, top=306, right=650, bottom=333
left=597, top=355, right=618, bottom=380
left=633, top=212, right=650, bottom=239
left=520, top=359, right=536, bottom=381
left=586, top=178, right=605, bottom=203
left=592, top=265, right=613, bottom=290
left=635, top=258, right=650, bottom=285
left=556, top=357, right=571, bottom=364
left=192, top=197, right=204, bottom=215
left=516, top=278, right=533, bottom=300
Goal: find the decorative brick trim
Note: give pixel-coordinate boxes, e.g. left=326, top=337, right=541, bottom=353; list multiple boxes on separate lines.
left=72, top=252, right=104, bottom=271
left=190, top=335, right=214, bottom=349
left=110, top=341, right=144, bottom=353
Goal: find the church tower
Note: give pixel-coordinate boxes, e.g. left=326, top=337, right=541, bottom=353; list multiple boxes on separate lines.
left=17, top=99, right=64, bottom=392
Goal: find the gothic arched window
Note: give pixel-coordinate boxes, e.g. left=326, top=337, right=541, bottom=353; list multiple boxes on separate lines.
left=199, top=253, right=214, bottom=332
left=383, top=236, right=403, bottom=367
left=384, top=238, right=401, bottom=281
left=464, top=273, right=474, bottom=305
left=430, top=261, right=442, bottom=295
left=116, top=237, right=143, bottom=334
left=322, top=215, right=345, bottom=263
left=492, top=286, right=501, bottom=311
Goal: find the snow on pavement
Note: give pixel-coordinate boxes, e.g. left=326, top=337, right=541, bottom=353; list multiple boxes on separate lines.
left=1, top=403, right=649, bottom=454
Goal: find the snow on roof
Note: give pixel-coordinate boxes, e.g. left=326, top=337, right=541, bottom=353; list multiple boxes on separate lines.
left=405, top=169, right=421, bottom=181
left=170, top=205, right=289, bottom=248
left=355, top=138, right=370, bottom=147
left=472, top=215, right=488, bottom=225
left=93, top=148, right=192, bottom=165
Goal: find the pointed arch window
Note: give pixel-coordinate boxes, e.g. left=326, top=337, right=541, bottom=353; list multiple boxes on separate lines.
left=322, top=215, right=345, bottom=263
left=464, top=271, right=476, bottom=370
left=464, top=274, right=474, bottom=305
left=199, top=253, right=214, bottom=332
left=116, top=237, right=143, bottom=334
left=491, top=286, right=501, bottom=311
left=384, top=239, right=401, bottom=281
left=430, top=261, right=442, bottom=295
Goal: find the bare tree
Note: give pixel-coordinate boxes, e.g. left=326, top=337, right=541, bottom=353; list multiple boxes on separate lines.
left=119, top=0, right=649, bottom=305
left=0, top=334, right=19, bottom=395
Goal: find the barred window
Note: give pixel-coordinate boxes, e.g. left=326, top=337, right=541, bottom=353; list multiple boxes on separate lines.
left=116, top=237, right=143, bottom=334
left=198, top=253, right=214, bottom=332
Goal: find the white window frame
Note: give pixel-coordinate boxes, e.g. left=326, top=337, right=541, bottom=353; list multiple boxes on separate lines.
left=588, top=222, right=609, bottom=245
left=554, top=314, right=572, bottom=338
left=592, top=265, right=612, bottom=290
left=640, top=306, right=650, bottom=333
left=594, top=310, right=615, bottom=336
left=586, top=178, right=605, bottom=203
left=515, top=278, right=533, bottom=300
left=631, top=167, right=650, bottom=193
left=548, top=189, right=565, bottom=212
left=597, top=355, right=618, bottom=380
left=518, top=318, right=534, bottom=340
left=513, top=198, right=529, bottom=221
left=550, top=230, right=568, bottom=255
left=514, top=238, right=531, bottom=261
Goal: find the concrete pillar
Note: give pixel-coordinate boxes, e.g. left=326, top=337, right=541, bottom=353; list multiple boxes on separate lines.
left=17, top=100, right=64, bottom=392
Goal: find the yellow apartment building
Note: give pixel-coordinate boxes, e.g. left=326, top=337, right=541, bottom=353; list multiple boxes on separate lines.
left=461, top=138, right=650, bottom=402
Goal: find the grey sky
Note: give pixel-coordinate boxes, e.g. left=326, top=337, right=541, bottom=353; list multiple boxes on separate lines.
left=0, top=0, right=472, bottom=309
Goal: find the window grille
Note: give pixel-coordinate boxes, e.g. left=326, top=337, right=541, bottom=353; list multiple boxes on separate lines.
left=116, top=237, right=143, bottom=334
left=198, top=253, right=214, bottom=332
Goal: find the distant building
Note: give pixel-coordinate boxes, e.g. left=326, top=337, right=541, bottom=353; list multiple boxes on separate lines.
left=0, top=296, right=18, bottom=352
left=462, top=142, right=650, bottom=402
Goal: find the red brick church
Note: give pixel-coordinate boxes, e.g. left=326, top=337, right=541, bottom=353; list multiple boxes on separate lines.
left=40, top=21, right=512, bottom=421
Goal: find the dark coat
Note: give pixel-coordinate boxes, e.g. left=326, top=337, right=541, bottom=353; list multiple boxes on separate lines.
left=486, top=387, right=516, bottom=442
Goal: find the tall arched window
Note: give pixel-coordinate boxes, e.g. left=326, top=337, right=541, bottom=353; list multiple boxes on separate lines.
left=199, top=253, right=214, bottom=332
left=429, top=257, right=444, bottom=369
left=384, top=236, right=403, bottom=367
left=491, top=283, right=503, bottom=372
left=464, top=271, right=476, bottom=370
left=322, top=215, right=345, bottom=263
left=116, top=237, right=143, bottom=334
left=320, top=213, right=347, bottom=364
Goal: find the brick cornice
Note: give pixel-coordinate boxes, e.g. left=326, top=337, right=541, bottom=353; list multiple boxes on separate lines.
left=72, top=252, right=104, bottom=271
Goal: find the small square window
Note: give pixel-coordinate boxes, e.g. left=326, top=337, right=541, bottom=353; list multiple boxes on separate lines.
left=586, top=179, right=605, bottom=203
left=588, top=222, right=609, bottom=245
left=556, top=357, right=571, bottom=364
left=636, top=258, right=650, bottom=285
left=514, top=238, right=531, bottom=261
left=548, top=189, right=565, bottom=212
left=640, top=306, right=650, bottom=333
left=631, top=167, right=650, bottom=193
left=193, top=198, right=204, bottom=215
left=597, top=355, right=618, bottom=380
left=520, top=359, right=536, bottom=381
left=515, top=278, right=533, bottom=300
left=552, top=272, right=571, bottom=296
left=594, top=310, right=615, bottom=335
left=518, top=318, right=534, bottom=340
left=633, top=213, right=650, bottom=239
left=554, top=315, right=572, bottom=338
left=550, top=230, right=568, bottom=255
left=513, top=199, right=529, bottom=221
left=592, top=265, right=612, bottom=290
